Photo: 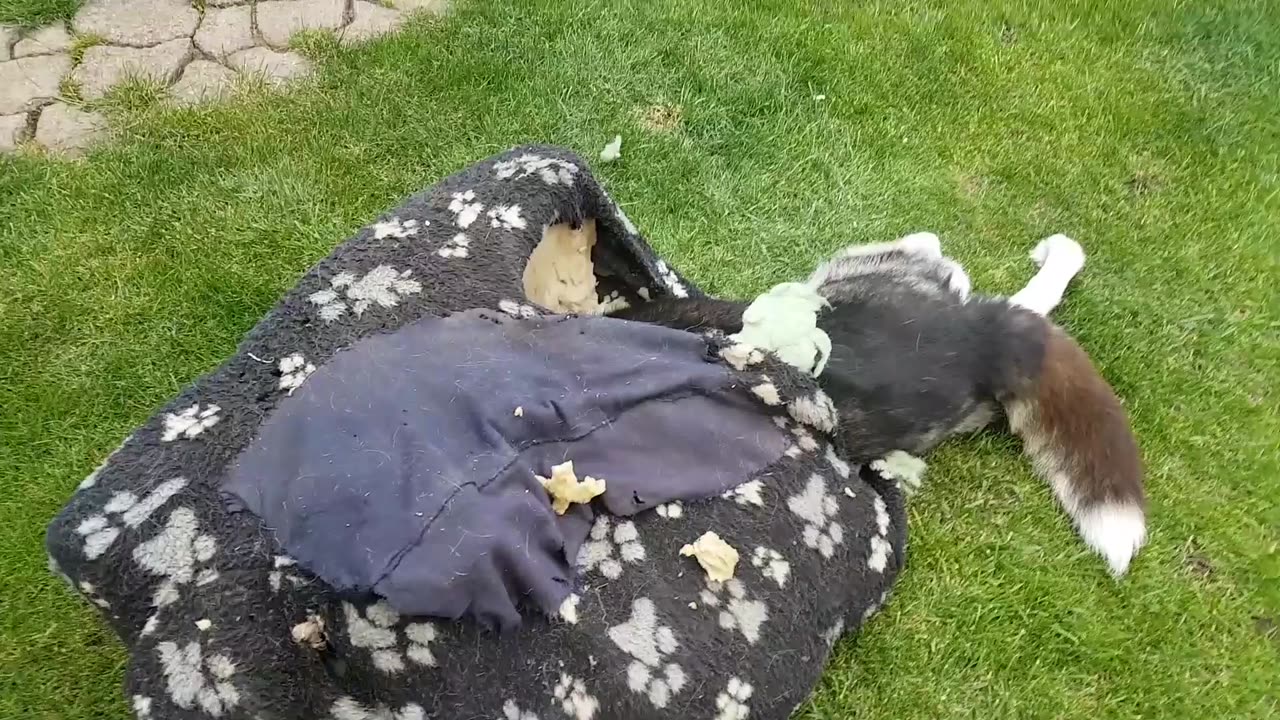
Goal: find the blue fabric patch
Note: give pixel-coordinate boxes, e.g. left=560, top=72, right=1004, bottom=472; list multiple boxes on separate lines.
left=224, top=311, right=787, bottom=629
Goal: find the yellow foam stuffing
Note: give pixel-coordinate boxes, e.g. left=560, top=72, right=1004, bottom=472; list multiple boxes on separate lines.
left=680, top=531, right=739, bottom=582
left=537, top=460, right=606, bottom=515
left=522, top=220, right=599, bottom=314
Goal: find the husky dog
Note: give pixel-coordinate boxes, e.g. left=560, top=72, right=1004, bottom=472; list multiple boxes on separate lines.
left=613, top=233, right=1147, bottom=576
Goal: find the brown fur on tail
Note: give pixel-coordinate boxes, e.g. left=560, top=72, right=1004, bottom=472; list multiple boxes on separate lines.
left=1003, top=318, right=1146, bottom=575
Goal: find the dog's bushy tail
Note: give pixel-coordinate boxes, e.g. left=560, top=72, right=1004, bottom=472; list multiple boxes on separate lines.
left=999, top=314, right=1146, bottom=576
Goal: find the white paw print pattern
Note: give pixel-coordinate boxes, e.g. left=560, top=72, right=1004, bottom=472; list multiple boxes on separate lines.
left=371, top=216, right=424, bottom=239
left=597, top=290, right=629, bottom=313
left=558, top=593, right=580, bottom=624
left=699, top=579, right=769, bottom=644
left=161, top=404, right=221, bottom=442
left=868, top=495, right=893, bottom=573
left=343, top=601, right=439, bottom=673
left=268, top=555, right=306, bottom=593
left=77, top=580, right=110, bottom=609
left=785, top=426, right=819, bottom=458
left=498, top=299, right=540, bottom=319
left=552, top=673, right=599, bottom=720
left=157, top=640, right=239, bottom=716
left=75, top=477, right=188, bottom=559
left=601, top=189, right=639, bottom=236
left=714, top=677, right=754, bottom=720
left=787, top=474, right=844, bottom=558
left=787, top=390, right=837, bottom=433
left=503, top=700, right=539, bottom=720
left=447, top=190, right=484, bottom=228
left=437, top=233, right=470, bottom=258
left=652, top=260, right=688, bottom=298
left=132, top=506, right=219, bottom=607
left=607, top=598, right=686, bottom=709
left=825, top=445, right=852, bottom=479
left=654, top=501, right=683, bottom=519
left=719, top=342, right=764, bottom=371
left=278, top=353, right=316, bottom=394
left=750, top=546, right=790, bottom=588
left=750, top=376, right=781, bottom=406
left=331, top=697, right=425, bottom=720
left=722, top=480, right=764, bottom=508
left=487, top=204, right=527, bottom=230
left=576, top=517, right=645, bottom=580
left=494, top=154, right=579, bottom=186
left=308, top=265, right=422, bottom=322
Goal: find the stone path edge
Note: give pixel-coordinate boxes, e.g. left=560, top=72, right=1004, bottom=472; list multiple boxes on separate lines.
left=0, top=0, right=449, bottom=156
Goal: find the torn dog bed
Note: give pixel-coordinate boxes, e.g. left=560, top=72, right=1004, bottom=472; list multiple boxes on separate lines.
left=45, top=145, right=908, bottom=720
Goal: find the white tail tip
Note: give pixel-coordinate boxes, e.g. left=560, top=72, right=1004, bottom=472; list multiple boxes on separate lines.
left=1076, top=503, right=1147, bottom=576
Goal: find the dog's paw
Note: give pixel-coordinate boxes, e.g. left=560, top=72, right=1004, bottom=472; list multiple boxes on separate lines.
left=1029, top=234, right=1086, bottom=275
left=895, top=232, right=943, bottom=259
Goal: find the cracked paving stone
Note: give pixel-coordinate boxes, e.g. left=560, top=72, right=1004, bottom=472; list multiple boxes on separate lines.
left=14, top=25, right=75, bottom=57
left=227, top=47, right=313, bottom=85
left=1, top=26, right=18, bottom=61
left=256, top=0, right=348, bottom=49
left=1, top=112, right=28, bottom=152
left=73, top=0, right=199, bottom=47
left=0, top=54, right=72, bottom=114
left=35, top=102, right=108, bottom=155
left=342, top=2, right=405, bottom=45
left=195, top=6, right=255, bottom=59
left=73, top=39, right=193, bottom=100
left=169, top=60, right=236, bottom=106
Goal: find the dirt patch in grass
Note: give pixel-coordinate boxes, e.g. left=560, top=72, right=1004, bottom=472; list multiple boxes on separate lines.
left=637, top=103, right=682, bottom=133
left=1182, top=538, right=1215, bottom=579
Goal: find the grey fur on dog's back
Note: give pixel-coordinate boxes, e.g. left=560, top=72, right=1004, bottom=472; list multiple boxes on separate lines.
left=810, top=239, right=1145, bottom=576
left=616, top=234, right=1146, bottom=577
left=45, top=145, right=907, bottom=720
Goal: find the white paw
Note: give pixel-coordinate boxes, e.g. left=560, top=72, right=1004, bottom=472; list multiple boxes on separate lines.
left=1075, top=502, right=1146, bottom=577
left=895, top=232, right=942, bottom=259
left=1029, top=234, right=1085, bottom=274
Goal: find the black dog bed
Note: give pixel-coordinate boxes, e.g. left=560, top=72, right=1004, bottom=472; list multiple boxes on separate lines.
left=46, top=146, right=906, bottom=720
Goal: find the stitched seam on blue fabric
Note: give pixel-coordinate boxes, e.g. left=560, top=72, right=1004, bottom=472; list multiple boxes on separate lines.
left=368, top=379, right=751, bottom=589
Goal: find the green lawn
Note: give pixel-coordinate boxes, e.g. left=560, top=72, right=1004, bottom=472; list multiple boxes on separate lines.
left=0, top=0, right=79, bottom=28
left=2, top=0, right=1278, bottom=717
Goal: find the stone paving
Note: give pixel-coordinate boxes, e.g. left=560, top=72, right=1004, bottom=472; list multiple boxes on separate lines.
left=0, top=0, right=446, bottom=156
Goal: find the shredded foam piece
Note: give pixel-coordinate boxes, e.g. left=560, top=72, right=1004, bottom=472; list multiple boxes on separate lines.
left=513, top=406, right=524, bottom=417
left=537, top=460, right=606, bottom=515
left=599, top=134, right=622, bottom=162
left=680, top=531, right=739, bottom=582
left=291, top=615, right=327, bottom=650
left=870, top=450, right=927, bottom=493
left=522, top=220, right=600, bottom=314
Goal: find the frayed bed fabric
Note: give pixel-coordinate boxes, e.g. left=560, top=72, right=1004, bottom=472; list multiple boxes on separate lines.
left=45, top=145, right=907, bottom=720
